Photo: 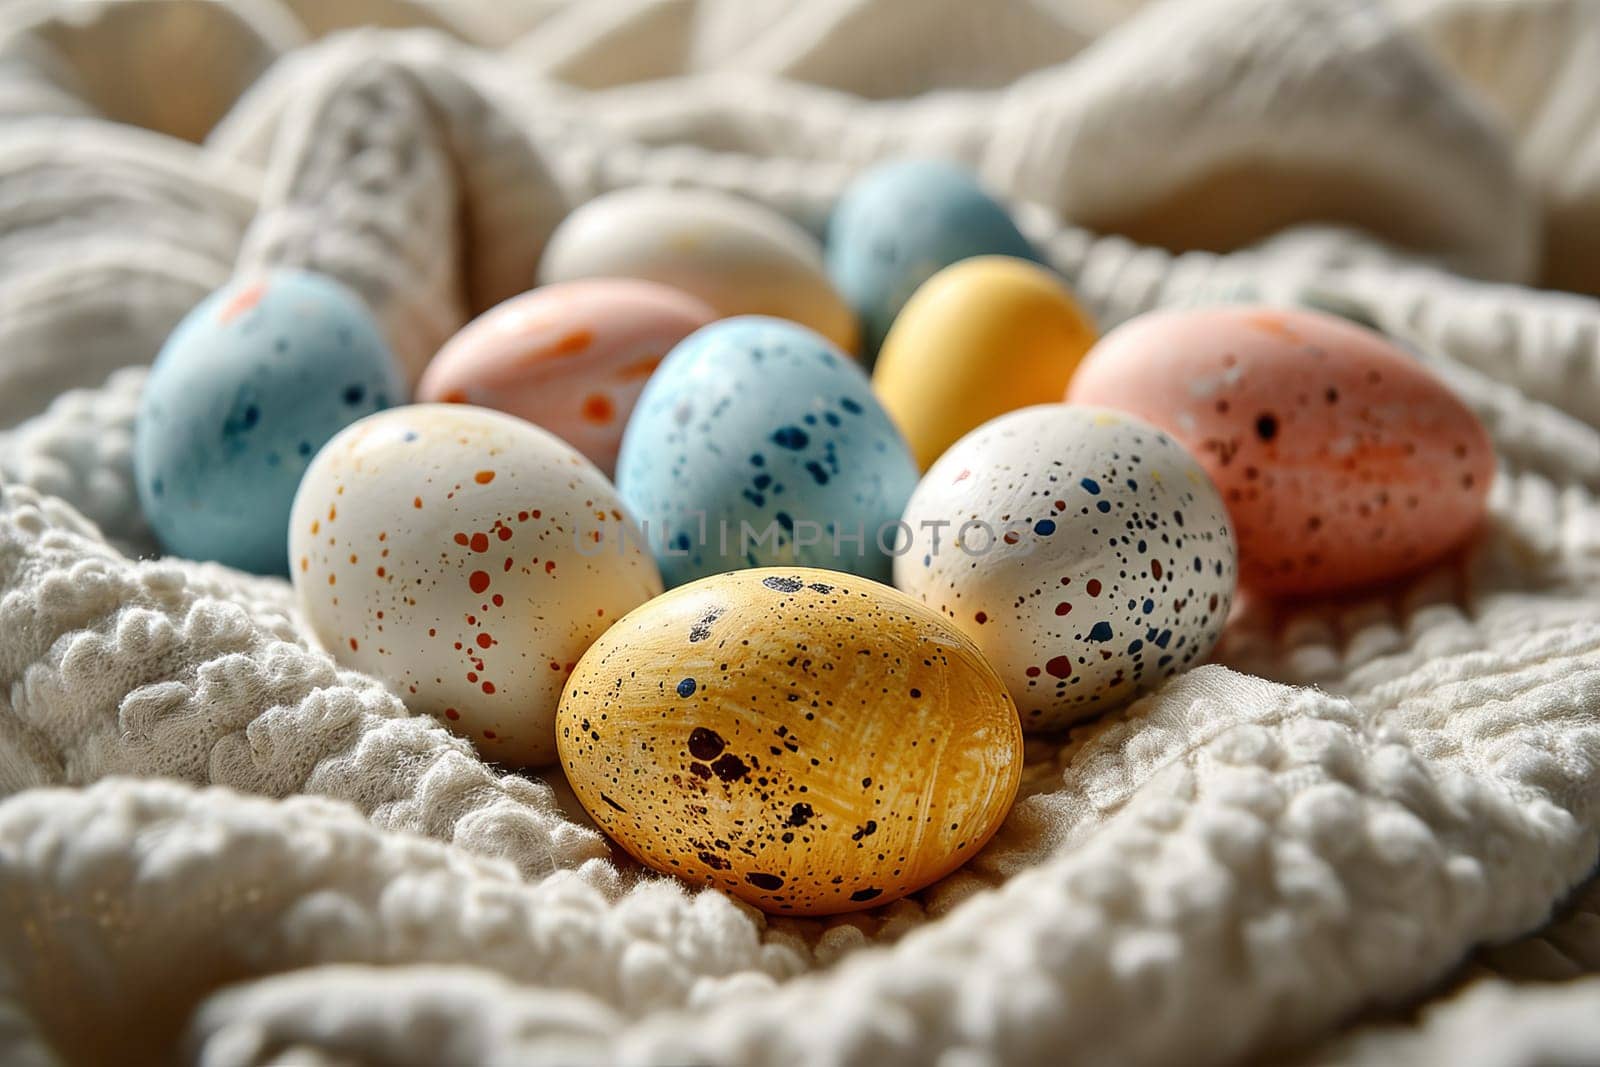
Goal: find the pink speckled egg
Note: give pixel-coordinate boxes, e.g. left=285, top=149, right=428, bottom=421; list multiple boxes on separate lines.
left=1067, top=306, right=1494, bottom=596
left=417, top=279, right=717, bottom=475
left=288, top=404, right=663, bottom=767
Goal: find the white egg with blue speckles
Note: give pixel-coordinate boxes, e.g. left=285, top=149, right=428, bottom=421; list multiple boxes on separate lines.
left=617, top=316, right=918, bottom=587
left=894, top=404, right=1237, bottom=730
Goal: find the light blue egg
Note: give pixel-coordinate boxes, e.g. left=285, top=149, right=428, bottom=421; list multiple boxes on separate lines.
left=825, top=159, right=1042, bottom=363
left=617, top=316, right=918, bottom=587
left=134, top=269, right=405, bottom=575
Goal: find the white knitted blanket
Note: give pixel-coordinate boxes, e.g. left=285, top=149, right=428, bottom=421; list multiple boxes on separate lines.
left=4, top=0, right=1600, bottom=1063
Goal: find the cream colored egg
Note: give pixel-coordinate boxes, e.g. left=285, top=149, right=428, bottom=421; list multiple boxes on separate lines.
left=539, top=187, right=859, bottom=354
left=873, top=256, right=1096, bottom=470
left=289, top=404, right=663, bottom=767
left=557, top=567, right=1022, bottom=916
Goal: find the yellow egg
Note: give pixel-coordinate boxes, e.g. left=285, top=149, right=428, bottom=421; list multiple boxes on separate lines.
left=872, top=256, right=1096, bottom=469
left=556, top=567, right=1022, bottom=915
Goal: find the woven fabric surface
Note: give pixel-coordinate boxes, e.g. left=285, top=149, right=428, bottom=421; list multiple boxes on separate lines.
left=3, top=0, right=1600, bottom=1063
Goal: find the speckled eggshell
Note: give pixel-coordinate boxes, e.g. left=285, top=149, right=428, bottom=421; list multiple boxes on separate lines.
left=826, top=158, right=1042, bottom=360
left=134, top=269, right=405, bottom=574
left=288, top=404, right=663, bottom=767
left=616, top=316, right=920, bottom=587
left=557, top=567, right=1023, bottom=916
left=873, top=255, right=1097, bottom=469
left=538, top=187, right=859, bottom=354
left=895, top=405, right=1237, bottom=730
left=416, top=279, right=717, bottom=476
left=1066, top=306, right=1496, bottom=596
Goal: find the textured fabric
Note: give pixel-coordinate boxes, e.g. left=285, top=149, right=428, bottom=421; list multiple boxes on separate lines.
left=3, top=0, right=1600, bottom=1064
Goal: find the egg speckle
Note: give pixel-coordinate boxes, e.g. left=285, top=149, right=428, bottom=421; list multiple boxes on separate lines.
left=895, top=404, right=1237, bottom=729
left=289, top=404, right=662, bottom=767
left=557, top=567, right=1023, bottom=915
left=617, top=316, right=919, bottom=586
left=1067, top=306, right=1495, bottom=595
left=134, top=269, right=404, bottom=574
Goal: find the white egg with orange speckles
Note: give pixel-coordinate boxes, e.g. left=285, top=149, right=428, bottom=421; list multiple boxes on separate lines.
left=289, top=404, right=663, bottom=767
left=894, top=404, right=1237, bottom=730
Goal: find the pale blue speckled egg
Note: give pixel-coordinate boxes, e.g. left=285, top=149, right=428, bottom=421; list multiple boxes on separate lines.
left=134, top=269, right=404, bottom=575
left=617, top=316, right=918, bottom=587
left=825, top=159, right=1042, bottom=363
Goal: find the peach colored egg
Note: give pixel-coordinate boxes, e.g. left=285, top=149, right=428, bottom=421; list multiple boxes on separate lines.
left=417, top=280, right=717, bottom=476
left=1067, top=306, right=1494, bottom=596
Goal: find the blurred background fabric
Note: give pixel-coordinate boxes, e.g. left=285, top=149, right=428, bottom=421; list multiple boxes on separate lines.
left=3, top=0, right=1600, bottom=1064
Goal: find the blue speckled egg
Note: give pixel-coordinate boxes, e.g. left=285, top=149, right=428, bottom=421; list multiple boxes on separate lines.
left=825, top=159, right=1041, bottom=363
left=617, top=316, right=918, bottom=587
left=134, top=269, right=405, bottom=574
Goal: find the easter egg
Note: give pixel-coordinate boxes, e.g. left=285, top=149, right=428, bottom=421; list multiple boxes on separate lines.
left=557, top=567, right=1023, bottom=915
left=873, top=256, right=1096, bottom=469
left=134, top=269, right=404, bottom=574
left=1066, top=306, right=1495, bottom=596
left=826, top=159, right=1041, bottom=360
left=616, top=316, right=919, bottom=588
left=895, top=405, right=1236, bottom=730
left=539, top=187, right=858, bottom=354
left=288, top=404, right=662, bottom=767
left=416, top=279, right=716, bottom=476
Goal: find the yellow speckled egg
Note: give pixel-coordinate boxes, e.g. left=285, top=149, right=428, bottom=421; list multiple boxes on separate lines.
left=557, top=567, right=1022, bottom=915
left=873, top=256, right=1096, bottom=469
